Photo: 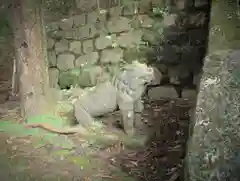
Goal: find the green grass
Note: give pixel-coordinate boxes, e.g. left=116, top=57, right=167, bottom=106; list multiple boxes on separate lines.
left=0, top=115, right=75, bottom=149
left=0, top=115, right=141, bottom=181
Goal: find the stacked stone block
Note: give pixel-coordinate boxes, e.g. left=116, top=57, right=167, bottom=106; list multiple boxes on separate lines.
left=46, top=3, right=152, bottom=89
left=46, top=0, right=210, bottom=100
left=143, top=2, right=210, bottom=99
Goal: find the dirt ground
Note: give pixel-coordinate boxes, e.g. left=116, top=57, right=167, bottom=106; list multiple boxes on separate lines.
left=118, top=98, right=193, bottom=181
left=0, top=97, right=193, bottom=181
left=0, top=52, right=194, bottom=181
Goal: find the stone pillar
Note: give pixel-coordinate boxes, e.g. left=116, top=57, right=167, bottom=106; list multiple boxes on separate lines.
left=185, top=1, right=240, bottom=181
left=208, top=0, right=240, bottom=52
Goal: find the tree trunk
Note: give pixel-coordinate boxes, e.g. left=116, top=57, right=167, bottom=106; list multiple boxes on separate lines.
left=185, top=1, right=240, bottom=181
left=10, top=2, right=23, bottom=97
left=12, top=0, right=50, bottom=119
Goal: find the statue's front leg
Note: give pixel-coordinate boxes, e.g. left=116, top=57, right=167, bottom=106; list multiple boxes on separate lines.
left=134, top=99, right=144, bottom=113
left=117, top=94, right=136, bottom=136
left=121, top=109, right=135, bottom=136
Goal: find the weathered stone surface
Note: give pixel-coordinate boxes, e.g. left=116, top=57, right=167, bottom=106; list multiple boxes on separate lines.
left=123, top=48, right=141, bottom=63
left=49, top=68, right=59, bottom=88
left=100, top=48, right=123, bottom=63
left=55, top=40, right=69, bottom=54
left=195, top=0, right=208, bottom=7
left=76, top=0, right=97, bottom=12
left=208, top=1, right=240, bottom=52
left=176, top=12, right=189, bottom=28
left=69, top=41, right=82, bottom=54
left=180, top=46, right=202, bottom=70
left=156, top=44, right=180, bottom=64
left=74, top=81, right=117, bottom=126
left=137, top=0, right=150, bottom=13
left=45, top=0, right=210, bottom=95
left=138, top=15, right=154, bottom=28
left=87, top=11, right=106, bottom=24
left=59, top=18, right=74, bottom=30
left=156, top=64, right=168, bottom=74
left=58, top=68, right=81, bottom=89
left=82, top=39, right=94, bottom=54
left=142, top=29, right=158, bottom=45
left=186, top=6, right=240, bottom=179
left=66, top=87, right=85, bottom=99
left=46, top=22, right=59, bottom=32
left=47, top=38, right=55, bottom=49
left=95, top=35, right=116, bottom=50
left=78, top=24, right=97, bottom=39
left=53, top=24, right=97, bottom=40
left=168, top=65, right=191, bottom=84
left=182, top=89, right=197, bottom=100
left=122, top=2, right=138, bottom=16
left=116, top=61, right=154, bottom=136
left=193, top=73, right=202, bottom=86
left=72, top=14, right=86, bottom=27
left=162, top=14, right=178, bottom=27
left=186, top=50, right=240, bottom=181
left=115, top=61, right=154, bottom=100
left=48, top=51, right=57, bottom=67
left=57, top=53, right=75, bottom=71
left=176, top=0, right=185, bottom=10
left=55, top=101, right=75, bottom=124
left=105, top=64, right=121, bottom=76
left=116, top=30, right=143, bottom=48
left=51, top=89, right=70, bottom=101
left=151, top=0, right=165, bottom=8
left=189, top=12, right=206, bottom=28
left=75, top=52, right=99, bottom=67
left=130, top=16, right=142, bottom=29
left=148, top=86, right=178, bottom=99
left=78, top=72, right=95, bottom=87
left=51, top=30, right=65, bottom=39
left=107, top=17, right=132, bottom=33
left=74, top=103, right=95, bottom=127
left=109, top=6, right=123, bottom=17
left=78, top=66, right=110, bottom=87
left=164, top=30, right=189, bottom=45
left=151, top=67, right=163, bottom=85
left=75, top=81, right=117, bottom=117
left=117, top=95, right=135, bottom=136
left=94, top=21, right=108, bottom=35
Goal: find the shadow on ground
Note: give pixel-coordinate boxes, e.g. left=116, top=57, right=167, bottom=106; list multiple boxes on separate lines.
left=108, top=98, right=194, bottom=181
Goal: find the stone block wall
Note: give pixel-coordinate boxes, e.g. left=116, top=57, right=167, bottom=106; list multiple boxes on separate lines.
left=46, top=1, right=152, bottom=90
left=144, top=1, right=211, bottom=100
left=46, top=0, right=211, bottom=100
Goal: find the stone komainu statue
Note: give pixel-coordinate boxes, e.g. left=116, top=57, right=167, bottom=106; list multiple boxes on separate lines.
left=74, top=61, right=154, bottom=136
left=185, top=50, right=240, bottom=181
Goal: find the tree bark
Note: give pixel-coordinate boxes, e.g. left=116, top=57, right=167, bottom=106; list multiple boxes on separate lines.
left=12, top=0, right=50, bottom=119
left=185, top=1, right=240, bottom=181
left=10, top=2, right=24, bottom=97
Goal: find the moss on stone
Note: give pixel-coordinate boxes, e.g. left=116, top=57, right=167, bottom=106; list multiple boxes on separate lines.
left=58, top=68, right=81, bottom=89
left=186, top=50, right=240, bottom=181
